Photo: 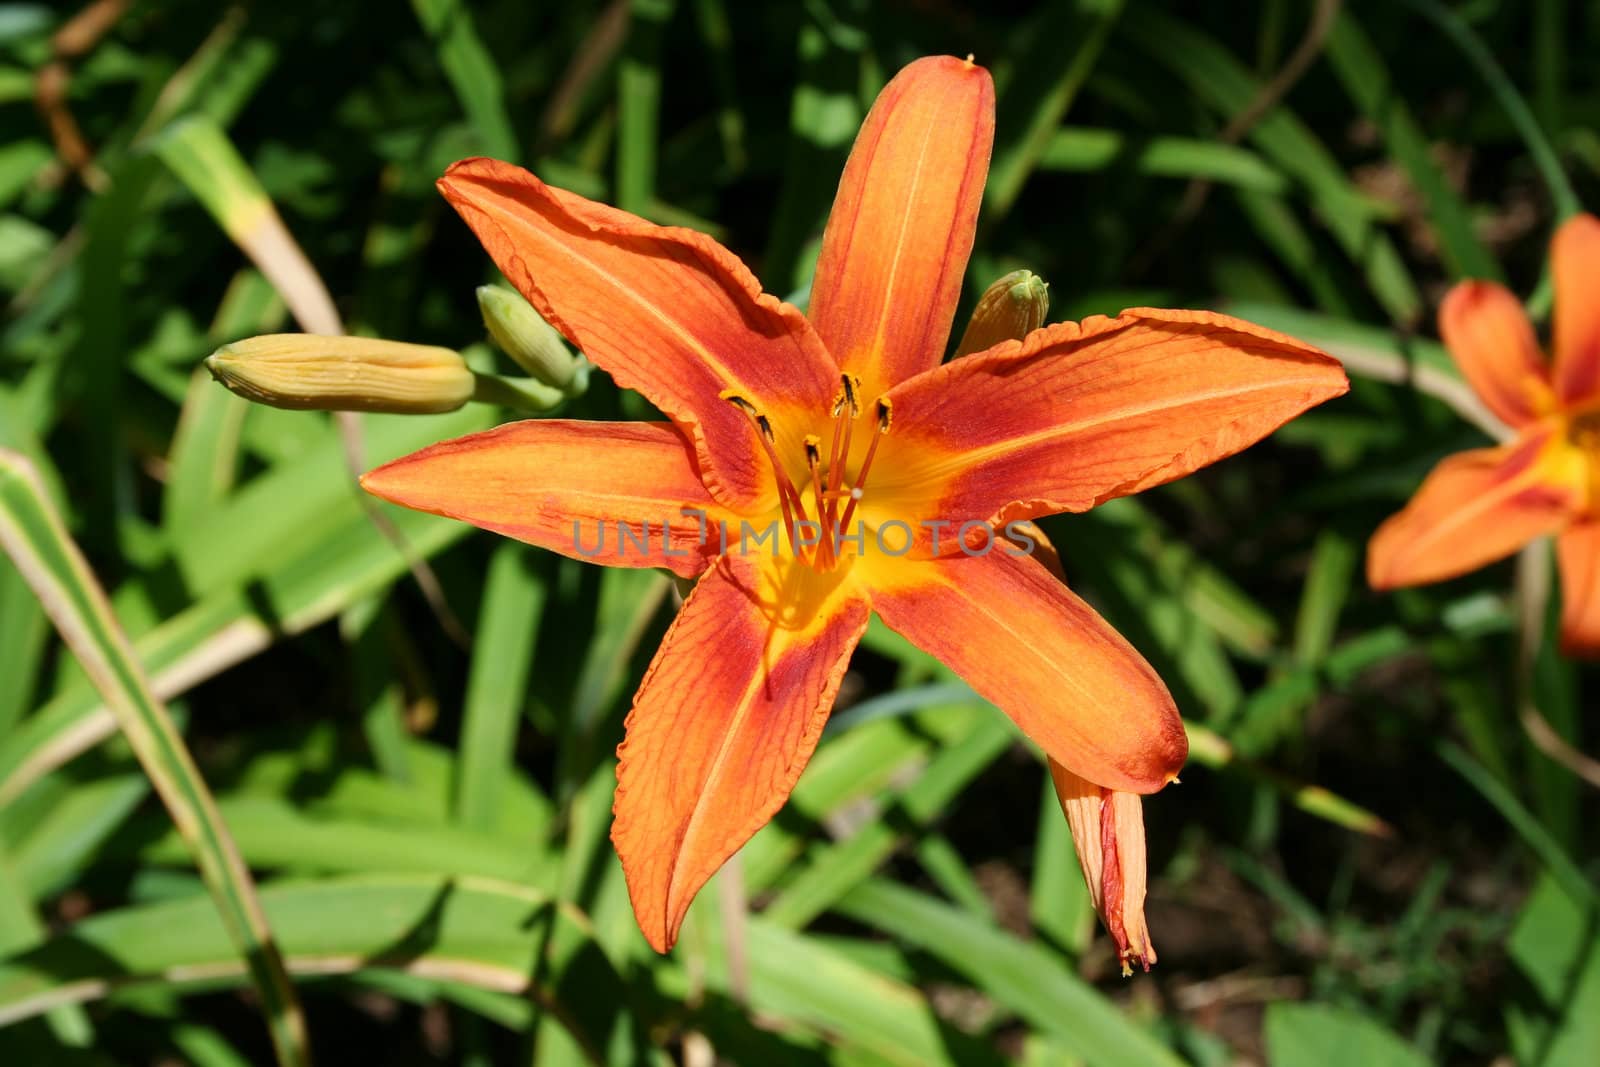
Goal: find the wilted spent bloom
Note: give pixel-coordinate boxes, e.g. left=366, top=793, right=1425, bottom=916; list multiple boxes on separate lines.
left=206, top=334, right=475, bottom=414
left=1050, top=759, right=1157, bottom=976
left=476, top=284, right=586, bottom=392
left=954, top=269, right=1049, bottom=358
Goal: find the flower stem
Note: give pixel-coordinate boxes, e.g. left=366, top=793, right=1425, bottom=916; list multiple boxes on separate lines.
left=470, top=372, right=568, bottom=412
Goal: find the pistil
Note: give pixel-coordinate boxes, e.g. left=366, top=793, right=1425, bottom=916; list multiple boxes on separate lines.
left=804, top=435, right=836, bottom=569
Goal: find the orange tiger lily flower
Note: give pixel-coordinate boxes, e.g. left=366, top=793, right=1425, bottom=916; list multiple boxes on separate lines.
left=362, top=55, right=1348, bottom=952
left=1369, top=214, right=1600, bottom=654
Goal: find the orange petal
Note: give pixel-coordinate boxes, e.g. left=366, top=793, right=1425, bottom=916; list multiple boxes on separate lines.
left=871, top=309, right=1347, bottom=544
left=1003, top=519, right=1062, bottom=580
left=613, top=554, right=869, bottom=951
left=437, top=158, right=837, bottom=509
left=1552, top=214, right=1600, bottom=407
left=1366, top=426, right=1582, bottom=589
left=864, top=549, right=1186, bottom=794
left=361, top=420, right=731, bottom=578
left=1438, top=280, right=1553, bottom=427
left=1558, top=518, right=1600, bottom=656
left=1049, top=759, right=1155, bottom=974
left=809, top=56, right=994, bottom=397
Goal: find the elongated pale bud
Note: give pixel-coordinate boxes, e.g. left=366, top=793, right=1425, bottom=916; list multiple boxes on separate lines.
left=953, top=269, right=1049, bottom=358
left=1049, top=758, right=1156, bottom=976
left=206, top=334, right=475, bottom=414
left=477, top=285, right=585, bottom=391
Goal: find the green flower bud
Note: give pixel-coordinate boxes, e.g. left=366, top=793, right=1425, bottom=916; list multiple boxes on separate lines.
left=953, top=269, right=1049, bottom=358
left=205, top=334, right=475, bottom=414
left=477, top=285, right=583, bottom=391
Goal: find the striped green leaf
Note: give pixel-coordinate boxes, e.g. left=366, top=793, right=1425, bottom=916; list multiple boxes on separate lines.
left=0, top=451, right=309, bottom=1067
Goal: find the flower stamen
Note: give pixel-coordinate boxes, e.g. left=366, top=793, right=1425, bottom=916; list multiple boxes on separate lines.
left=1569, top=409, right=1600, bottom=450
left=828, top=374, right=862, bottom=502
left=724, top=392, right=811, bottom=561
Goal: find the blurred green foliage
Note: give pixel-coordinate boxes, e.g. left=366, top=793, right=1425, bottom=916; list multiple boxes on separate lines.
left=1, top=0, right=1598, bottom=1064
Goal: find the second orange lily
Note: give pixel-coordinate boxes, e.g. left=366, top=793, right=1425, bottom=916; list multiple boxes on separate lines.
left=1369, top=214, right=1600, bottom=654
left=363, top=55, right=1349, bottom=954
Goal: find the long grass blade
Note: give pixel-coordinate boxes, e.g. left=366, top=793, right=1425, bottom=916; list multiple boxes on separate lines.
left=1324, top=11, right=1499, bottom=279
left=0, top=496, right=478, bottom=807
left=153, top=115, right=340, bottom=335
left=1128, top=9, right=1424, bottom=325
left=1229, top=301, right=1510, bottom=441
left=456, top=544, right=545, bottom=832
left=837, top=878, right=1188, bottom=1067
left=1439, top=740, right=1598, bottom=908
left=411, top=0, right=519, bottom=160
left=0, top=451, right=311, bottom=1066
left=1400, top=0, right=1580, bottom=221
left=1038, top=126, right=1290, bottom=193
left=0, top=874, right=638, bottom=1062
left=616, top=0, right=676, bottom=214
left=986, top=0, right=1126, bottom=220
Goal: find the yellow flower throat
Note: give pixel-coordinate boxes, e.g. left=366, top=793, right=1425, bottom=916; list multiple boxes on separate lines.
left=722, top=374, right=893, bottom=573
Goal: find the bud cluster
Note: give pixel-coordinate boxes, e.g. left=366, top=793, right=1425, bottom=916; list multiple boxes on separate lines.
left=206, top=285, right=588, bottom=415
